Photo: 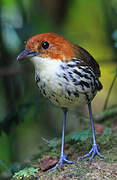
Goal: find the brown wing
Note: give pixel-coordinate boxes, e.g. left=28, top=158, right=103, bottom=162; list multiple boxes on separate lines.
left=74, top=45, right=101, bottom=78
left=73, top=45, right=102, bottom=91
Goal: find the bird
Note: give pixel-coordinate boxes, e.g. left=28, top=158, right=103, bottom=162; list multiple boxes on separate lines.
left=17, top=33, right=103, bottom=170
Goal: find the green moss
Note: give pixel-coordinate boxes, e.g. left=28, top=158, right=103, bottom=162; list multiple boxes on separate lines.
left=12, top=127, right=117, bottom=180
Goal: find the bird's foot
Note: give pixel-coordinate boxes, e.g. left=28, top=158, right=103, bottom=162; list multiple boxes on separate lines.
left=80, top=144, right=104, bottom=162
left=48, top=154, right=75, bottom=171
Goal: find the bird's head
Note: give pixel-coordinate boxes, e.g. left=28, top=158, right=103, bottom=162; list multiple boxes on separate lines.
left=17, top=33, right=76, bottom=62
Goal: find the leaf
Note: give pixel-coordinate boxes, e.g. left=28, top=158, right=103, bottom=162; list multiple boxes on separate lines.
left=13, top=167, right=39, bottom=178
left=66, top=129, right=91, bottom=142
left=38, top=156, right=57, bottom=171
left=103, top=128, right=112, bottom=136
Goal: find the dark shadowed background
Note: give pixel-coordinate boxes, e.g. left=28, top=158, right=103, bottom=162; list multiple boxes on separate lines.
left=0, top=0, right=117, bottom=174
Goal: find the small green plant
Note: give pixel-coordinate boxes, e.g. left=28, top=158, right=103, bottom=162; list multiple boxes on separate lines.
left=66, top=129, right=91, bottom=143
left=42, top=137, right=57, bottom=151
left=13, top=167, right=39, bottom=179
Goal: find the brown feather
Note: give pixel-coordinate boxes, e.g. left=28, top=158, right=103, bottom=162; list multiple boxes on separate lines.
left=73, top=45, right=101, bottom=78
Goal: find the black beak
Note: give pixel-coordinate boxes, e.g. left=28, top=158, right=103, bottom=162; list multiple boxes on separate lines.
left=17, top=49, right=39, bottom=60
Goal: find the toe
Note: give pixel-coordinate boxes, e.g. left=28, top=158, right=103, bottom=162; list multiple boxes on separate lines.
left=80, top=144, right=104, bottom=161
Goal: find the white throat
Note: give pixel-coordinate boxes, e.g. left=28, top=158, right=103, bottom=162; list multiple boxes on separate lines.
left=31, top=56, right=62, bottom=73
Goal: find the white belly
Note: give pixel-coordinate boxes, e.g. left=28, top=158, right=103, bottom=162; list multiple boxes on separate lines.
left=35, top=70, right=96, bottom=108
left=32, top=57, right=97, bottom=108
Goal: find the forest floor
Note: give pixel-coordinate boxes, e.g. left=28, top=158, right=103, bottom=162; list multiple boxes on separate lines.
left=11, top=125, right=117, bottom=180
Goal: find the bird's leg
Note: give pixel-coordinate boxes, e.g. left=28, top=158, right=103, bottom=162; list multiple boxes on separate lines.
left=59, top=108, right=74, bottom=164
left=48, top=108, right=75, bottom=171
left=80, top=103, right=104, bottom=161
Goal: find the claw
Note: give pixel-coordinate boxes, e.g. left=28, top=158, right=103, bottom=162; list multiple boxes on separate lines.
left=80, top=144, right=104, bottom=161
left=48, top=155, right=75, bottom=171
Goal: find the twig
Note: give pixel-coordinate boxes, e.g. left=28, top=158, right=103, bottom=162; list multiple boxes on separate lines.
left=103, top=70, right=117, bottom=110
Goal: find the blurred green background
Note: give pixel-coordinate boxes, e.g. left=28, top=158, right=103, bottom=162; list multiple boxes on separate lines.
left=0, top=0, right=117, bottom=175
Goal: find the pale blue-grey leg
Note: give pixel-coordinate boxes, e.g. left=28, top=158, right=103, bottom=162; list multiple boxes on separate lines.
left=48, top=108, right=75, bottom=171
left=81, top=103, right=104, bottom=161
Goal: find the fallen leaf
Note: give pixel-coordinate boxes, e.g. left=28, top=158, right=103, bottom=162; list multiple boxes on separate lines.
left=95, top=123, right=105, bottom=133
left=38, top=156, right=57, bottom=171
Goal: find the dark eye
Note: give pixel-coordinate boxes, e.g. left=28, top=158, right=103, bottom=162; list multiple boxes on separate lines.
left=42, top=41, right=49, bottom=49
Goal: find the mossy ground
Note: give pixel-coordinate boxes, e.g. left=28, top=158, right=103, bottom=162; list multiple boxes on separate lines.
left=11, top=127, right=117, bottom=180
